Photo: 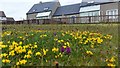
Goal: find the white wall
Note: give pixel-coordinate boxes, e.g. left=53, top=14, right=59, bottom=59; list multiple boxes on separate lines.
left=80, top=5, right=100, bottom=12
left=0, top=17, right=7, bottom=21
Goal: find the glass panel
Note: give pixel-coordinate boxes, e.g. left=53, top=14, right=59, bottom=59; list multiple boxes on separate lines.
left=36, top=11, right=51, bottom=17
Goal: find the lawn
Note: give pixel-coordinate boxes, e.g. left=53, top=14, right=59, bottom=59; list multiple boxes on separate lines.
left=0, top=24, right=119, bottom=67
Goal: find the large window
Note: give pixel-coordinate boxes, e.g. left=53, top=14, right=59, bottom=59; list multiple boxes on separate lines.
left=36, top=11, right=51, bottom=18
left=106, top=9, right=118, bottom=19
left=80, top=11, right=100, bottom=17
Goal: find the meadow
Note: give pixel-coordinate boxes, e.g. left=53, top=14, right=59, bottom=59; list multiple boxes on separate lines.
left=0, top=24, right=119, bottom=67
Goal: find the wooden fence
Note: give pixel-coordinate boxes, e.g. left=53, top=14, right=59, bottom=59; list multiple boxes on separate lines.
left=1, top=15, right=120, bottom=24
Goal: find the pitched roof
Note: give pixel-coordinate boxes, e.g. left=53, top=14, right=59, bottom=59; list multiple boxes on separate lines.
left=53, top=3, right=81, bottom=16
left=27, top=2, right=58, bottom=14
left=0, top=11, right=6, bottom=17
left=6, top=17, right=15, bottom=21
left=82, top=0, right=117, bottom=3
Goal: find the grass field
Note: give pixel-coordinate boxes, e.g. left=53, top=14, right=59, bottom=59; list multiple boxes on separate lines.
left=0, top=24, right=119, bottom=67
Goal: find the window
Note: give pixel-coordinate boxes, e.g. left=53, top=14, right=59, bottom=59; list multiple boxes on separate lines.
left=36, top=11, right=51, bottom=18
left=80, top=11, right=100, bottom=17
left=106, top=9, right=118, bottom=19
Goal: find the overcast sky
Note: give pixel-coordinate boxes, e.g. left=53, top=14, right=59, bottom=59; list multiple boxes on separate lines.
left=0, top=0, right=82, bottom=21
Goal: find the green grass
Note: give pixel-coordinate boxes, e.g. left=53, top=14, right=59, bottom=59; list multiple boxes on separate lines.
left=0, top=24, right=119, bottom=67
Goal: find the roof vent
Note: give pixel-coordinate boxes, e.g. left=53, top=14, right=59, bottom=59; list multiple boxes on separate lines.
left=88, top=1, right=94, bottom=3
left=44, top=7, right=49, bottom=11
left=33, top=9, right=36, bottom=12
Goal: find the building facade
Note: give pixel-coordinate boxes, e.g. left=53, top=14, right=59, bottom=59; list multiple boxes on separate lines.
left=26, top=1, right=60, bottom=20
left=26, top=0, right=120, bottom=23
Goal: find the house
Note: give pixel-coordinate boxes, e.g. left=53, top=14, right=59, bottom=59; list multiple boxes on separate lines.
left=79, top=0, right=120, bottom=23
left=26, top=1, right=61, bottom=20
left=0, top=11, right=7, bottom=23
left=53, top=3, right=81, bottom=23
left=0, top=11, right=15, bottom=24
left=26, top=0, right=120, bottom=23
left=7, top=17, right=15, bottom=22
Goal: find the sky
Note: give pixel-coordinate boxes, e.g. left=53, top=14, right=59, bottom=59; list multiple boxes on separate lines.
left=0, top=0, right=82, bottom=21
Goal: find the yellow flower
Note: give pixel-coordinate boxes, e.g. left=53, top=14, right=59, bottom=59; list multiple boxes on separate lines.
left=90, top=45, right=94, bottom=48
left=19, top=60, right=27, bottom=65
left=34, top=45, right=38, bottom=48
left=16, top=62, right=20, bottom=65
left=52, top=47, right=59, bottom=53
left=2, top=59, right=6, bottom=63
left=7, top=41, right=10, bottom=43
left=109, top=57, right=115, bottom=63
left=35, top=52, right=42, bottom=56
left=18, top=49, right=23, bottom=54
left=2, top=59, right=10, bottom=63
left=97, top=38, right=103, bottom=44
left=55, top=55, right=58, bottom=58
left=9, top=50, right=15, bottom=56
left=1, top=45, right=7, bottom=48
left=43, top=48, right=48, bottom=56
left=1, top=53, right=8, bottom=57
left=22, top=48, right=26, bottom=53
left=63, top=46, right=67, bottom=49
left=0, top=41, right=3, bottom=45
left=107, top=63, right=115, bottom=68
left=24, top=55, right=31, bottom=59
left=59, top=53, right=63, bottom=57
left=46, top=60, right=48, bottom=62
left=27, top=50, right=32, bottom=55
left=19, top=41, right=22, bottom=45
left=12, top=41, right=18, bottom=46
left=5, top=59, right=11, bottom=63
left=86, top=51, right=93, bottom=55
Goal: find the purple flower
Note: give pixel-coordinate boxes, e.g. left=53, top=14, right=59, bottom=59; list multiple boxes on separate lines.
left=66, top=47, right=71, bottom=54
left=53, top=32, right=57, bottom=36
left=60, top=46, right=65, bottom=52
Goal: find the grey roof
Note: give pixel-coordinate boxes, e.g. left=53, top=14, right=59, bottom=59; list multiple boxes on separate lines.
left=0, top=11, right=6, bottom=17
left=7, top=17, right=15, bottom=21
left=53, top=3, right=81, bottom=16
left=82, top=0, right=118, bottom=3
left=27, top=2, right=58, bottom=14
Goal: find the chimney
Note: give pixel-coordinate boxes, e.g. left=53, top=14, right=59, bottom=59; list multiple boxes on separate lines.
left=39, top=1, right=42, bottom=4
